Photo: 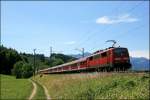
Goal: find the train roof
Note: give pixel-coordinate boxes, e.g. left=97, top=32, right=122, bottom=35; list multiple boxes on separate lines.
left=51, top=57, right=87, bottom=69
left=39, top=57, right=87, bottom=71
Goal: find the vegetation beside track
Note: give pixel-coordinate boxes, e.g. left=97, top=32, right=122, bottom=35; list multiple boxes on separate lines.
left=0, top=74, right=33, bottom=99
left=33, top=72, right=150, bottom=99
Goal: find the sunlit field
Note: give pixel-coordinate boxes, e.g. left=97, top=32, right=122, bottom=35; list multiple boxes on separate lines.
left=33, top=72, right=149, bottom=99
left=0, top=75, right=32, bottom=99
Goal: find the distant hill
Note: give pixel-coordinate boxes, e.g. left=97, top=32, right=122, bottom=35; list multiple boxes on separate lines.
left=70, top=52, right=91, bottom=58
left=130, top=57, right=149, bottom=71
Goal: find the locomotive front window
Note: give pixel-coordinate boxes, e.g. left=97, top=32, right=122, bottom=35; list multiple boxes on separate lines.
left=114, top=48, right=128, bottom=57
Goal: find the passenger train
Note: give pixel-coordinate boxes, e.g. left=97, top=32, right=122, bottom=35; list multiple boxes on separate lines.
left=39, top=46, right=131, bottom=74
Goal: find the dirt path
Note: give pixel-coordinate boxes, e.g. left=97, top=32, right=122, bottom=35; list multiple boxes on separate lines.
left=28, top=79, right=37, bottom=100
left=42, top=85, right=51, bottom=100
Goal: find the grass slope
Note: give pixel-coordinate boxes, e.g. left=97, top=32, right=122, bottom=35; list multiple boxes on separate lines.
left=0, top=75, right=33, bottom=99
left=33, top=72, right=149, bottom=99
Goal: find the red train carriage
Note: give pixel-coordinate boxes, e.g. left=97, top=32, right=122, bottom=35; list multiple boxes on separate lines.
left=39, top=47, right=131, bottom=74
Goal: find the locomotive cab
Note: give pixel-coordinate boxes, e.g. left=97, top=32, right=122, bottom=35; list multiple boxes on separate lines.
left=113, top=47, right=131, bottom=71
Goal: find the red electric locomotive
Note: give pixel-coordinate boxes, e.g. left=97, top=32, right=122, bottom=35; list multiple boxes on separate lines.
left=39, top=46, right=131, bottom=74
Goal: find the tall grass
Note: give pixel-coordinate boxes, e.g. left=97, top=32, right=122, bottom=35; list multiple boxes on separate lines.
left=33, top=72, right=149, bottom=99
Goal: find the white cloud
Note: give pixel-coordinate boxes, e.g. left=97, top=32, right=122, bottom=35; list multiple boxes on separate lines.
left=65, top=41, right=76, bottom=45
left=129, top=50, right=149, bottom=59
left=96, top=14, right=138, bottom=24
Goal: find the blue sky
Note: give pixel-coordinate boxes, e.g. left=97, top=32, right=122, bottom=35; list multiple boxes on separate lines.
left=1, top=1, right=149, bottom=58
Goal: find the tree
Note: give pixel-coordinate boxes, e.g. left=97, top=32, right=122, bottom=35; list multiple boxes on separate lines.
left=52, top=58, right=64, bottom=66
left=12, top=61, right=33, bottom=78
left=22, top=63, right=33, bottom=78
left=0, top=45, right=22, bottom=75
left=12, top=61, right=24, bottom=78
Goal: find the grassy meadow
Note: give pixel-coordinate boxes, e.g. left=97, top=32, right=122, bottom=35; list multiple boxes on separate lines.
left=0, top=74, right=33, bottom=99
left=33, top=72, right=150, bottom=99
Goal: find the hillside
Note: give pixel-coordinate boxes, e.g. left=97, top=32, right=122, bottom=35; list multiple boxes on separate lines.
left=130, top=57, right=149, bottom=71
left=33, top=72, right=149, bottom=99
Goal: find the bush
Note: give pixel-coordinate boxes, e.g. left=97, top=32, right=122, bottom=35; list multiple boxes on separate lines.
left=12, top=61, right=33, bottom=78
left=12, top=61, right=24, bottom=78
left=22, top=63, right=33, bottom=78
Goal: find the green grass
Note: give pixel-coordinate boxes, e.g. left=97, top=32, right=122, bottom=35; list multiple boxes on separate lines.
left=33, top=72, right=150, bottom=99
left=0, top=74, right=33, bottom=99
left=32, top=79, right=46, bottom=100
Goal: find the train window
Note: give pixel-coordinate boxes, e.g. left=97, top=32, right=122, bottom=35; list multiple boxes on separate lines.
left=72, top=64, right=77, bottom=67
left=80, top=61, right=86, bottom=65
left=101, top=52, right=107, bottom=57
left=89, top=56, right=93, bottom=60
left=94, top=54, right=100, bottom=59
left=80, top=62, right=84, bottom=65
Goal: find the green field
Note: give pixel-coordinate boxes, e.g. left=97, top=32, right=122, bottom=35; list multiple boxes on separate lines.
left=33, top=72, right=150, bottom=99
left=0, top=75, right=33, bottom=99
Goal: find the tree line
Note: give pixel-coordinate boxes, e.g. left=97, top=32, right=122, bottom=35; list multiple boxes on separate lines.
left=0, top=45, right=76, bottom=78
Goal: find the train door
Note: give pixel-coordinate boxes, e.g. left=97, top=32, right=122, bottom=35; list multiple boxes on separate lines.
left=107, top=50, right=113, bottom=70
left=77, top=62, right=80, bottom=70
left=101, top=52, right=107, bottom=65
left=107, top=51, right=110, bottom=65
left=87, top=56, right=92, bottom=68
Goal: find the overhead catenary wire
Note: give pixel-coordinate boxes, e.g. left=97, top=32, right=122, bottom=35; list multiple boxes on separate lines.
left=30, top=1, right=147, bottom=56
left=75, top=2, right=122, bottom=48
left=53, top=1, right=146, bottom=55
left=75, top=1, right=146, bottom=51
left=33, top=49, right=36, bottom=77
left=85, top=1, right=146, bottom=52
left=90, top=23, right=146, bottom=52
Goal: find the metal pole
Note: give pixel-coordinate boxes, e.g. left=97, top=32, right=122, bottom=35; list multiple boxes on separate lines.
left=33, top=49, right=36, bottom=77
left=50, top=46, right=52, bottom=66
left=0, top=1, right=1, bottom=46
left=82, top=48, right=84, bottom=58
left=75, top=48, right=85, bottom=58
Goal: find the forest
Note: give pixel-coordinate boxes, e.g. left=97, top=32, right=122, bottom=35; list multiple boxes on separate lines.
left=0, top=45, right=76, bottom=78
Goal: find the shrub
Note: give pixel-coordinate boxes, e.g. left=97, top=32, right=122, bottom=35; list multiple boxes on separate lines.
left=22, top=63, right=33, bottom=78
left=12, top=61, right=33, bottom=78
left=12, top=61, right=24, bottom=78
